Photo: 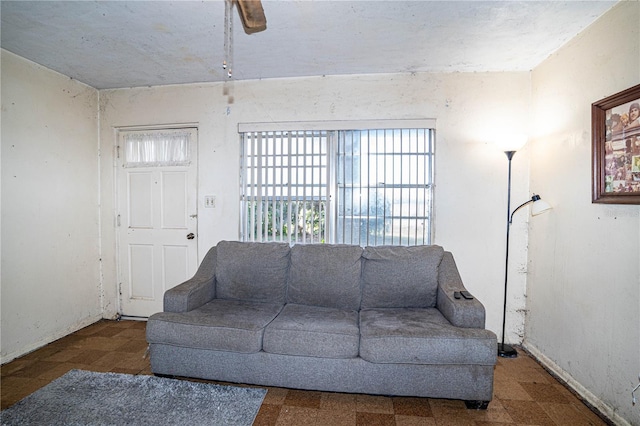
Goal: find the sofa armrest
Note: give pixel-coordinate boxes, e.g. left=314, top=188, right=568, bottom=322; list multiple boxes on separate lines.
left=164, top=246, right=217, bottom=313
left=436, top=251, right=486, bottom=329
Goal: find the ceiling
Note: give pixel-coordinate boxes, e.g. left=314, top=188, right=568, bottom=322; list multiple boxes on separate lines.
left=1, top=1, right=618, bottom=90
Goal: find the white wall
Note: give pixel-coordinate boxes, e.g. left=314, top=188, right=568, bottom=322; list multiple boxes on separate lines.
left=0, top=50, right=102, bottom=362
left=527, top=2, right=640, bottom=425
left=99, top=72, right=532, bottom=342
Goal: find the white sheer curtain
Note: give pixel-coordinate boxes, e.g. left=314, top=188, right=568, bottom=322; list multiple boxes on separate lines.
left=124, top=131, right=190, bottom=167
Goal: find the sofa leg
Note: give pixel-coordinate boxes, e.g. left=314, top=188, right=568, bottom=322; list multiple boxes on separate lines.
left=464, top=400, right=489, bottom=410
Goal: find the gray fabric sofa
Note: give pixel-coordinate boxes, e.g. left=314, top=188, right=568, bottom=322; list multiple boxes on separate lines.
left=146, top=241, right=497, bottom=408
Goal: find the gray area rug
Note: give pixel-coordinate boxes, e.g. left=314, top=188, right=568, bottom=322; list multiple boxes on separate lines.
left=1, top=369, right=266, bottom=425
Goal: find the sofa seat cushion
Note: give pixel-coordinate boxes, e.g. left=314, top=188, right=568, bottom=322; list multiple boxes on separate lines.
left=359, top=308, right=497, bottom=365
left=263, top=303, right=359, bottom=359
left=146, top=299, right=283, bottom=353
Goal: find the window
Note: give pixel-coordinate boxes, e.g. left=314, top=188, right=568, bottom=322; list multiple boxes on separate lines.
left=241, top=130, right=329, bottom=244
left=123, top=129, right=191, bottom=167
left=240, top=122, right=434, bottom=246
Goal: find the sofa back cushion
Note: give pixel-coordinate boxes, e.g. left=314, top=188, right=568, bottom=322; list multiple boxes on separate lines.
left=361, top=245, right=444, bottom=309
left=216, top=241, right=290, bottom=304
left=287, top=244, right=363, bottom=310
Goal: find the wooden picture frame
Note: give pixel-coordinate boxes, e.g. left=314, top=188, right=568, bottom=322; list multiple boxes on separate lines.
left=592, top=84, right=640, bottom=204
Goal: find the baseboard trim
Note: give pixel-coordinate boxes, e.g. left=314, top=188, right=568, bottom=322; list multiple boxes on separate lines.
left=118, top=315, right=148, bottom=321
left=523, top=342, right=629, bottom=426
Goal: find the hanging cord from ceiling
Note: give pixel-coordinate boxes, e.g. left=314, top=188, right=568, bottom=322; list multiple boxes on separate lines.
left=223, top=0, right=234, bottom=79
left=223, top=0, right=235, bottom=105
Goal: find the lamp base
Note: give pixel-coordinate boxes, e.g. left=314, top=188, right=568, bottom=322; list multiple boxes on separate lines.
left=498, top=343, right=518, bottom=358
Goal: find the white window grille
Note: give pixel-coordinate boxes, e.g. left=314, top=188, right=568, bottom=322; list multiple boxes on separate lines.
left=241, top=131, right=329, bottom=244
left=337, top=129, right=433, bottom=246
left=123, top=130, right=191, bottom=167
left=240, top=124, right=434, bottom=246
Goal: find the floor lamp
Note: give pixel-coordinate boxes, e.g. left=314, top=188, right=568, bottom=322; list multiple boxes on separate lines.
left=499, top=148, right=552, bottom=358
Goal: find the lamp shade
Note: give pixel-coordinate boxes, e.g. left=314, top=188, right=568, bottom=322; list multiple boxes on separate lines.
left=495, top=134, right=528, bottom=152
left=531, top=198, right=552, bottom=216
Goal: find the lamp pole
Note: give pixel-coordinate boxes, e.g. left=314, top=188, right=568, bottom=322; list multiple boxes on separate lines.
left=500, top=150, right=518, bottom=358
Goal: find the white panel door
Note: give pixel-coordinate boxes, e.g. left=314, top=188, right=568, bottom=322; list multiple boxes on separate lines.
left=116, top=128, right=198, bottom=317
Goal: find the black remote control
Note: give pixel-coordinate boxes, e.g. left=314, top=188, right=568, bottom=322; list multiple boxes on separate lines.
left=460, top=290, right=474, bottom=300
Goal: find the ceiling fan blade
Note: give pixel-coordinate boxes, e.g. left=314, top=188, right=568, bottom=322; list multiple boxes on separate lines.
left=236, top=0, right=267, bottom=34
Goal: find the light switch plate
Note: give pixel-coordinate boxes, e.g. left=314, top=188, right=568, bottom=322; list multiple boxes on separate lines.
left=204, top=195, right=216, bottom=208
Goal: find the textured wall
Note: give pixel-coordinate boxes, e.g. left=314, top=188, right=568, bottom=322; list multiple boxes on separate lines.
left=99, top=71, right=532, bottom=342
left=527, top=2, right=640, bottom=425
left=1, top=50, right=102, bottom=362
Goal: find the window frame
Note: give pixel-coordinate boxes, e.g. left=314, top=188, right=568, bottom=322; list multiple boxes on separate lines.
left=239, top=120, right=436, bottom=246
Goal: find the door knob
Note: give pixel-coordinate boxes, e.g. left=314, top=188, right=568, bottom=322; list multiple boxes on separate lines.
left=186, top=233, right=195, bottom=240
